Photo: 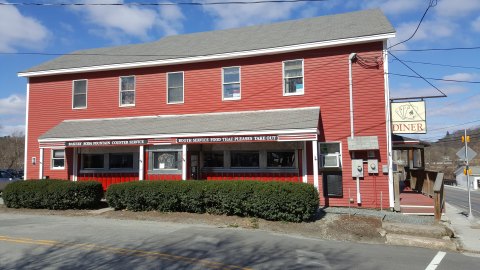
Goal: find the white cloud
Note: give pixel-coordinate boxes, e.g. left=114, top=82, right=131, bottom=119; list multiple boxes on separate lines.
left=157, top=2, right=185, bottom=36
left=390, top=85, right=467, bottom=100
left=472, top=16, right=480, bottom=32
left=198, top=0, right=305, bottom=29
left=0, top=95, right=25, bottom=115
left=0, top=4, right=49, bottom=52
left=389, top=19, right=456, bottom=49
left=71, top=0, right=158, bottom=40
left=0, top=124, right=25, bottom=137
left=435, top=0, right=480, bottom=18
left=443, top=73, right=478, bottom=82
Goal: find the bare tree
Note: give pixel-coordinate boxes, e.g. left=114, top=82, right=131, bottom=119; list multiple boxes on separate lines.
left=0, top=130, right=25, bottom=170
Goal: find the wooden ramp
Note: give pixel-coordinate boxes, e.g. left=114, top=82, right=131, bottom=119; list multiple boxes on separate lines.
left=400, top=189, right=435, bottom=215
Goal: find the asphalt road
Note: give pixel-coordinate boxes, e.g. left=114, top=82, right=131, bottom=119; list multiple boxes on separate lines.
left=445, top=185, right=480, bottom=218
left=0, top=213, right=479, bottom=269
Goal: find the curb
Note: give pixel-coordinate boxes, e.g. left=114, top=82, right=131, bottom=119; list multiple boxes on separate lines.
left=386, top=233, right=458, bottom=251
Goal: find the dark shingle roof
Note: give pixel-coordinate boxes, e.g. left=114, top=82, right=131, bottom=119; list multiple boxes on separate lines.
left=39, top=107, right=320, bottom=141
left=24, top=9, right=394, bottom=73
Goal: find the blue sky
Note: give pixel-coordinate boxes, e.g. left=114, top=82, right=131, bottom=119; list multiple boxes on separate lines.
left=0, top=0, right=479, bottom=141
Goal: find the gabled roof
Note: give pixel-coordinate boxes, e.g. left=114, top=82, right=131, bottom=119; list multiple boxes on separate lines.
left=38, top=107, right=320, bottom=142
left=21, top=9, right=394, bottom=77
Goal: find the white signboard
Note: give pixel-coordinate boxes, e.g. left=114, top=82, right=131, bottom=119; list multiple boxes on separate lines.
left=391, top=101, right=426, bottom=134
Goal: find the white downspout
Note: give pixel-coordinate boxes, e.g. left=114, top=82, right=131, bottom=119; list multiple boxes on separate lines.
left=24, top=79, right=30, bottom=180
left=383, top=41, right=394, bottom=209
left=349, top=53, right=361, bottom=204
left=349, top=53, right=357, bottom=138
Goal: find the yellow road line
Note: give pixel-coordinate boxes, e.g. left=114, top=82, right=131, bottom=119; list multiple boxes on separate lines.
left=0, top=235, right=251, bottom=270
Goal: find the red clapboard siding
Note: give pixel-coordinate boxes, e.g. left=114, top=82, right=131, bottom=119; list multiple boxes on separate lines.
left=26, top=41, right=389, bottom=208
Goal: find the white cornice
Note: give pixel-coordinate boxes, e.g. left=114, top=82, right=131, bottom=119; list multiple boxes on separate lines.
left=19, top=33, right=395, bottom=78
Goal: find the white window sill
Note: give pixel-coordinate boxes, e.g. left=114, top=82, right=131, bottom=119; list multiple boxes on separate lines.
left=283, top=92, right=304, bottom=96
left=51, top=167, right=65, bottom=170
left=120, top=104, right=135, bottom=107
left=167, top=101, right=184, bottom=105
left=73, top=107, right=87, bottom=110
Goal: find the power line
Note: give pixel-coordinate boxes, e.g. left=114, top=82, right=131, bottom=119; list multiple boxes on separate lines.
left=388, top=73, right=480, bottom=84
left=387, top=0, right=437, bottom=50
left=0, top=0, right=328, bottom=6
left=391, top=46, right=480, bottom=52
left=388, top=52, right=447, bottom=98
left=392, top=59, right=480, bottom=71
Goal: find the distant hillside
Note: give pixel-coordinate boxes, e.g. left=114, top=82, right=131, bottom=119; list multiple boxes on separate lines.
left=425, top=127, right=480, bottom=179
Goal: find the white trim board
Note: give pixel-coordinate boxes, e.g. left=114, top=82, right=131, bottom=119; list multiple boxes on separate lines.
left=18, top=34, right=394, bottom=78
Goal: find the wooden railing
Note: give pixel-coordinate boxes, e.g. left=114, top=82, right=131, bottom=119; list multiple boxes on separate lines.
left=433, top=172, right=445, bottom=222
left=406, top=168, right=445, bottom=221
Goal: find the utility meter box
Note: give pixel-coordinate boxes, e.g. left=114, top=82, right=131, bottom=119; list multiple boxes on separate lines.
left=367, top=159, right=378, bottom=174
left=352, top=159, right=364, bottom=178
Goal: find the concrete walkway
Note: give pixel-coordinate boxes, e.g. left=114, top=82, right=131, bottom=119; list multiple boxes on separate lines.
left=444, top=203, right=480, bottom=254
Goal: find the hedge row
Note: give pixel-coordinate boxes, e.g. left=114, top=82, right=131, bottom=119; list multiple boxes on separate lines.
left=3, top=180, right=104, bottom=210
left=107, top=180, right=319, bottom=222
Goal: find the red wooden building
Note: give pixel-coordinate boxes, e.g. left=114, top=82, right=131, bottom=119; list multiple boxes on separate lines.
left=20, top=9, right=396, bottom=209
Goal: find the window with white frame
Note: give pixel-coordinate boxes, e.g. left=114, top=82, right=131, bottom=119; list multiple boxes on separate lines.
left=51, top=149, right=65, bottom=169
left=167, top=72, right=184, bottom=104
left=319, top=142, right=341, bottom=168
left=120, top=76, right=135, bottom=106
left=283, top=59, right=304, bottom=95
left=153, top=151, right=181, bottom=169
left=72, top=80, right=87, bottom=109
left=222, top=67, right=240, bottom=100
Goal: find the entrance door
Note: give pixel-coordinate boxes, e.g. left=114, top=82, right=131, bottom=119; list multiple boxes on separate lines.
left=190, top=153, right=199, bottom=180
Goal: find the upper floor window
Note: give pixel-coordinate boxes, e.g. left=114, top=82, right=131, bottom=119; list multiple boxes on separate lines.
left=72, top=80, right=87, bottom=109
left=120, top=76, right=135, bottom=106
left=51, top=149, right=65, bottom=169
left=222, top=67, right=241, bottom=100
left=283, top=59, right=304, bottom=95
left=167, top=72, right=184, bottom=104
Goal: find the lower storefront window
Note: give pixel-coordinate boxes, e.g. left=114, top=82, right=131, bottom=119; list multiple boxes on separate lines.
left=109, top=153, right=134, bottom=169
left=231, top=151, right=259, bottom=168
left=267, top=151, right=295, bottom=168
left=153, top=152, right=180, bottom=169
left=83, top=154, right=104, bottom=169
left=203, top=151, right=224, bottom=167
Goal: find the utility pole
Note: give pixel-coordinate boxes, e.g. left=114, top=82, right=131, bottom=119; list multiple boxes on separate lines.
left=462, top=129, right=474, bottom=221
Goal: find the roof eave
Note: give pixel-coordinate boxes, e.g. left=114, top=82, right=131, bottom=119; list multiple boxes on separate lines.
left=19, top=32, right=395, bottom=78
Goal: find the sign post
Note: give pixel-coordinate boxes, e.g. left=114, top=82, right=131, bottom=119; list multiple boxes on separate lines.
left=457, top=130, right=475, bottom=221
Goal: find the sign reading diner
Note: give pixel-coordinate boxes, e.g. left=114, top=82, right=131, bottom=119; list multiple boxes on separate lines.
left=66, top=139, right=147, bottom=147
left=175, top=136, right=278, bottom=144
left=391, top=101, right=427, bottom=134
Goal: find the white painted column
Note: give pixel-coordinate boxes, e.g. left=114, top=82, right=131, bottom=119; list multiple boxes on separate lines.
left=73, top=148, right=78, bottom=181
left=312, top=140, right=319, bottom=188
left=139, top=145, right=144, bottom=180
left=39, top=148, right=44, bottom=179
left=302, top=141, right=308, bottom=183
left=24, top=80, right=30, bottom=180
left=182, top=144, right=187, bottom=180
left=383, top=40, right=395, bottom=209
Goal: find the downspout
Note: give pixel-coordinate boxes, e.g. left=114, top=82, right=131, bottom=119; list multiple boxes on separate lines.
left=349, top=53, right=361, bottom=204
left=349, top=53, right=357, bottom=138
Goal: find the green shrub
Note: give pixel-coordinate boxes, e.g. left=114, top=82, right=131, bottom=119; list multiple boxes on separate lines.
left=107, top=180, right=319, bottom=222
left=3, top=180, right=104, bottom=210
